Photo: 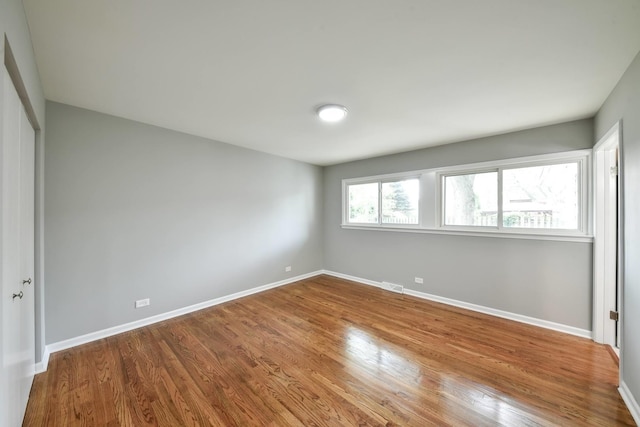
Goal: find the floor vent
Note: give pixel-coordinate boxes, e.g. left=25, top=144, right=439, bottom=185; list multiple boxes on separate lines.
left=382, top=281, right=404, bottom=294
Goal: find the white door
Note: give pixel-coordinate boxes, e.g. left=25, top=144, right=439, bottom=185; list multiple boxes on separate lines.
left=1, top=65, right=36, bottom=427
left=19, top=81, right=36, bottom=415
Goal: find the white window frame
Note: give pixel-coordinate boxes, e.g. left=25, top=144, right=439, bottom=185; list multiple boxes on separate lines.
left=341, top=149, right=592, bottom=242
left=343, top=175, right=422, bottom=228
left=438, top=167, right=500, bottom=230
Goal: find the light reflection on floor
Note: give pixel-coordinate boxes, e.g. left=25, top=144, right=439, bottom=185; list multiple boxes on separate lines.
left=344, top=325, right=557, bottom=426
left=344, top=326, right=421, bottom=381
left=439, top=376, right=556, bottom=426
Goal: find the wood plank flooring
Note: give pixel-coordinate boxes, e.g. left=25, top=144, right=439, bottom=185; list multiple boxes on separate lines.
left=24, top=275, right=635, bottom=426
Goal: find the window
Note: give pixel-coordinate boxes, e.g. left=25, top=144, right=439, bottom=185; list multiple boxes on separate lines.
left=348, top=182, right=378, bottom=224
left=441, top=160, right=583, bottom=232
left=346, top=178, right=420, bottom=226
left=382, top=179, right=419, bottom=225
left=502, top=163, right=578, bottom=229
left=342, top=150, right=590, bottom=241
left=443, top=171, right=497, bottom=227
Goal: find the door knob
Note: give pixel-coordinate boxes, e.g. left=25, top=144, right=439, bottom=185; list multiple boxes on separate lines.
left=12, top=291, right=23, bottom=300
left=23, top=278, right=32, bottom=285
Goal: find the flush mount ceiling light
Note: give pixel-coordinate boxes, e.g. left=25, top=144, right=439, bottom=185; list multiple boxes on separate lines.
left=317, top=104, right=348, bottom=122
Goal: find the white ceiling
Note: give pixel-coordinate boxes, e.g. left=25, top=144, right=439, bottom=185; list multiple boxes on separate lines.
left=23, top=1, right=640, bottom=166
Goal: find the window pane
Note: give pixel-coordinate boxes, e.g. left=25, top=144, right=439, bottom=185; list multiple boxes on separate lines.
left=348, top=183, right=379, bottom=223
left=503, top=163, right=578, bottom=229
left=382, top=179, right=419, bottom=225
left=444, top=172, right=497, bottom=226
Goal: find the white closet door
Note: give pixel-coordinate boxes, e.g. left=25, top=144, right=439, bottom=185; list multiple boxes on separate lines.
left=2, top=65, right=23, bottom=427
left=19, top=94, right=36, bottom=416
left=1, top=65, right=36, bottom=427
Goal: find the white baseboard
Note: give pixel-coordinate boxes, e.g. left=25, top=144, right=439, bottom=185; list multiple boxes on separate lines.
left=34, top=351, right=49, bottom=374
left=321, top=270, right=384, bottom=289
left=620, top=381, right=640, bottom=425
left=37, top=270, right=323, bottom=373
left=37, top=269, right=593, bottom=374
left=322, top=270, right=592, bottom=339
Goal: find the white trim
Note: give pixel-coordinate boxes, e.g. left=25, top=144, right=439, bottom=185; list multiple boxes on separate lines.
left=403, top=288, right=591, bottom=338
left=592, top=121, right=621, bottom=346
left=619, top=381, right=640, bottom=425
left=36, top=267, right=593, bottom=374
left=36, top=270, right=323, bottom=372
left=436, top=156, right=591, bottom=236
left=322, top=270, right=592, bottom=339
left=34, top=351, right=49, bottom=375
left=322, top=270, right=385, bottom=289
left=343, top=149, right=592, bottom=240
left=594, top=122, right=621, bottom=151
left=340, top=225, right=593, bottom=243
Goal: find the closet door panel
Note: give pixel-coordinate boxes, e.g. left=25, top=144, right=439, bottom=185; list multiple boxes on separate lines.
left=1, top=66, right=24, bottom=427
left=1, top=65, right=36, bottom=426
left=19, top=102, right=36, bottom=414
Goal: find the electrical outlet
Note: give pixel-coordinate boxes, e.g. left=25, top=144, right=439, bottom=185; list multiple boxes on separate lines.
left=414, top=277, right=424, bottom=284
left=285, top=266, right=292, bottom=272
left=135, top=298, right=150, bottom=308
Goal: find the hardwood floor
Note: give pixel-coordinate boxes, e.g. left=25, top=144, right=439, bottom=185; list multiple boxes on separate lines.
left=24, top=275, right=635, bottom=426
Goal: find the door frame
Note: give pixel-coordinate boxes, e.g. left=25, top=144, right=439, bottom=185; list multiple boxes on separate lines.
left=3, top=38, right=45, bottom=368
left=592, top=121, right=623, bottom=349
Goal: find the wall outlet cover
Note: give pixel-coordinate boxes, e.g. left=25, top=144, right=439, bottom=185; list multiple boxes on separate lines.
left=135, top=298, right=150, bottom=308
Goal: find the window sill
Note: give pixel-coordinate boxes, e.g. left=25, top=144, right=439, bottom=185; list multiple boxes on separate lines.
left=340, top=224, right=593, bottom=243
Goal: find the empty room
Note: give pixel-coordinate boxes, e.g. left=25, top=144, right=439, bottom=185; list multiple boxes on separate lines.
left=2, top=0, right=640, bottom=425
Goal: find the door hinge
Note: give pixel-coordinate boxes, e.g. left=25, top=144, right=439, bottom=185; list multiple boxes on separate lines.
left=610, top=166, right=619, bottom=176
left=609, top=310, right=619, bottom=321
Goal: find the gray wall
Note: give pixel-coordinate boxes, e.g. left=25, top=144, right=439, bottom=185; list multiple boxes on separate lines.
left=1, top=0, right=46, bottom=363
left=0, top=0, right=45, bottom=120
left=324, top=120, right=594, bottom=330
left=595, top=51, right=640, bottom=413
left=44, top=102, right=323, bottom=343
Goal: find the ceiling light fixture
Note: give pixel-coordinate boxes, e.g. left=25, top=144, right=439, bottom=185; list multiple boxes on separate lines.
left=317, top=104, right=348, bottom=122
